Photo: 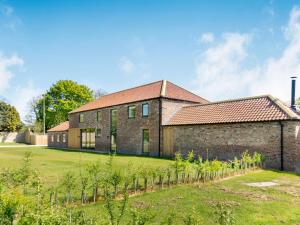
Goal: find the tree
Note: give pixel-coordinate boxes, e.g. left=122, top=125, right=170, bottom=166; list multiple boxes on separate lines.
left=34, top=80, right=93, bottom=130
left=0, top=101, right=21, bottom=132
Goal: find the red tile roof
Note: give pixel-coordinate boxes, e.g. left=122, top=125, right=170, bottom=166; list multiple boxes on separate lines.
left=166, top=95, right=300, bottom=125
left=48, top=121, right=69, bottom=132
left=70, top=80, right=208, bottom=113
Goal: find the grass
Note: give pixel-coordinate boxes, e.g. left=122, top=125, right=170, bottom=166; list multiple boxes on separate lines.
left=1, top=147, right=300, bottom=224
left=83, top=170, right=300, bottom=224
left=0, top=142, right=29, bottom=146
left=0, top=146, right=172, bottom=187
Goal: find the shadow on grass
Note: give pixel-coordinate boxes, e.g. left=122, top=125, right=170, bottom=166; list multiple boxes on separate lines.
left=47, top=147, right=173, bottom=161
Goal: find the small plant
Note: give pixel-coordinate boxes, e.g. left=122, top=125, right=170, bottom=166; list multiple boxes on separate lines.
left=183, top=207, right=204, bottom=225
left=87, top=162, right=102, bottom=202
left=173, top=152, right=183, bottom=184
left=61, top=171, right=76, bottom=204
left=18, top=152, right=33, bottom=194
left=214, top=203, right=235, bottom=225
left=129, top=207, right=154, bottom=225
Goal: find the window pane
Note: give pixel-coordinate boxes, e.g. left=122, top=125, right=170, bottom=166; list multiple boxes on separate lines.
left=96, top=128, right=101, bottom=137
left=143, top=129, right=149, bottom=153
left=128, top=106, right=136, bottom=118
left=57, top=134, right=60, bottom=142
left=80, top=114, right=84, bottom=122
left=97, top=111, right=101, bottom=122
left=111, top=109, right=117, bottom=151
left=142, top=103, right=149, bottom=117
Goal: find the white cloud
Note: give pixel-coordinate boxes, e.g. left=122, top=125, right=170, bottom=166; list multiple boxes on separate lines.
left=0, top=53, right=23, bottom=92
left=10, top=82, right=41, bottom=121
left=200, top=32, right=215, bottom=43
left=119, top=56, right=135, bottom=74
left=194, top=6, right=300, bottom=101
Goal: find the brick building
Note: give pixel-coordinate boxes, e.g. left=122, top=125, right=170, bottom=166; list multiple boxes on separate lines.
left=48, top=80, right=300, bottom=172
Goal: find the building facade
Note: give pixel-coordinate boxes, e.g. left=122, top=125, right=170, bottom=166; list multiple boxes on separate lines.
left=47, top=80, right=300, bottom=172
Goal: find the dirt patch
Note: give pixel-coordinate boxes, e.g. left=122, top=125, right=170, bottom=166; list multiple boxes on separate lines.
left=219, top=187, right=276, bottom=201
left=204, top=199, right=241, bottom=207
left=245, top=182, right=278, bottom=187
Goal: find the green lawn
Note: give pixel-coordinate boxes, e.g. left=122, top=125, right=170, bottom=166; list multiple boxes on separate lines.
left=0, top=146, right=172, bottom=186
left=0, top=142, right=29, bottom=146
left=0, top=147, right=300, bottom=224
left=83, top=170, right=300, bottom=224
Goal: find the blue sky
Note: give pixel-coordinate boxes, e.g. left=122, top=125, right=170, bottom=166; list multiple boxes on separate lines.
left=1, top=0, right=300, bottom=120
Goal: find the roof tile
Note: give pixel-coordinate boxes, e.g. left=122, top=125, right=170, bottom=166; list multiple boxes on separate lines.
left=48, top=121, right=69, bottom=132
left=166, top=95, right=299, bottom=125
left=70, top=80, right=208, bottom=113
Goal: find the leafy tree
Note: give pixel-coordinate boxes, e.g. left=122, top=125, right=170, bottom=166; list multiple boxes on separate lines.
left=34, top=80, right=93, bottom=130
left=0, top=101, right=21, bottom=132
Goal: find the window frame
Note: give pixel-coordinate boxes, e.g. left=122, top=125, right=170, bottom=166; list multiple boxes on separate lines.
left=51, top=134, right=54, bottom=142
left=79, top=113, right=84, bottom=123
left=62, top=133, right=66, bottom=143
left=97, top=111, right=101, bottom=122
left=142, top=103, right=149, bottom=117
left=56, top=134, right=60, bottom=142
left=128, top=105, right=136, bottom=119
left=95, top=128, right=101, bottom=137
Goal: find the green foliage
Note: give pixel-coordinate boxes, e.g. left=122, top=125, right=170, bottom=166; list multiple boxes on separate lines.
left=128, top=207, right=154, bottom=225
left=0, top=100, right=21, bottom=132
left=214, top=203, right=235, bottom=225
left=34, top=80, right=93, bottom=130
left=61, top=172, right=76, bottom=204
left=183, top=207, right=204, bottom=225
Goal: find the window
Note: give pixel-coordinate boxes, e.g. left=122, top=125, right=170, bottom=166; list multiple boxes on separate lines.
left=110, top=109, right=117, bottom=152
left=142, top=103, right=149, bottom=117
left=81, top=128, right=95, bottom=149
left=128, top=106, right=136, bottom=118
left=142, top=129, right=149, bottom=153
left=56, top=134, right=60, bottom=142
left=51, top=134, right=54, bottom=142
left=62, top=133, right=66, bottom=143
left=97, top=111, right=101, bottom=122
left=79, top=113, right=84, bottom=123
left=96, top=128, right=101, bottom=137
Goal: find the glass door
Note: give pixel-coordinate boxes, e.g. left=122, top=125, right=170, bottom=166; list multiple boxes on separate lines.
left=81, top=128, right=95, bottom=149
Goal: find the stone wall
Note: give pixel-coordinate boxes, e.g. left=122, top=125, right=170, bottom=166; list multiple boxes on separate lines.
left=282, top=121, right=300, bottom=172
left=48, top=131, right=68, bottom=148
left=162, top=122, right=286, bottom=169
left=69, top=99, right=160, bottom=156
left=0, top=132, right=25, bottom=143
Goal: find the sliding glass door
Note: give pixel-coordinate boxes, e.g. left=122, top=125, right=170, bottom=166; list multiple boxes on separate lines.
left=81, top=128, right=95, bottom=149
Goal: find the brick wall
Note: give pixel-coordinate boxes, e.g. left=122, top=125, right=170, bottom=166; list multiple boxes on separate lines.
left=48, top=131, right=68, bottom=148
left=162, top=122, right=285, bottom=169
left=68, top=99, right=160, bottom=156
left=161, top=99, right=196, bottom=125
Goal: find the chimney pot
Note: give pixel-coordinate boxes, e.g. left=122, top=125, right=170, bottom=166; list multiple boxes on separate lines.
left=291, top=76, right=297, bottom=110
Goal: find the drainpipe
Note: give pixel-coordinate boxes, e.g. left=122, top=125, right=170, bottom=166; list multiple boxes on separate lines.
left=158, top=98, right=162, bottom=157
left=279, top=121, right=284, bottom=171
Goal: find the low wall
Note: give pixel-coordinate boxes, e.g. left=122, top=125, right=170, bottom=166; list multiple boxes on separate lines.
left=0, top=132, right=25, bottom=143
left=163, top=121, right=297, bottom=170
